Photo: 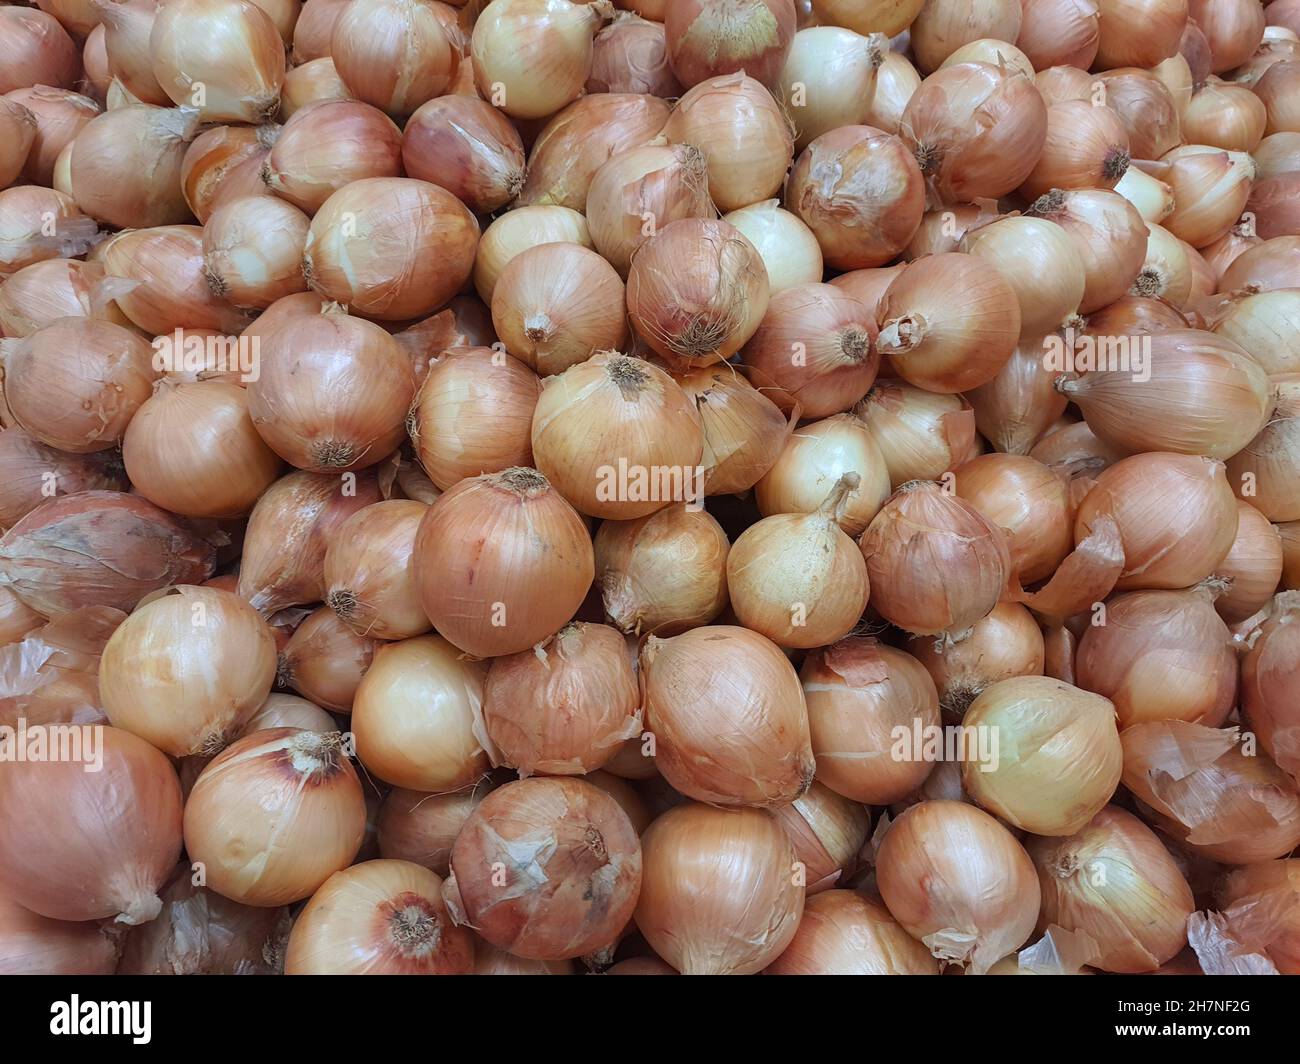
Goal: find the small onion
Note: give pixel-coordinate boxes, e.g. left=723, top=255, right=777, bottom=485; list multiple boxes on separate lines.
left=277, top=605, right=377, bottom=712
left=98, top=0, right=168, bottom=105
left=474, top=205, right=591, bottom=304
left=768, top=782, right=870, bottom=895
left=1182, top=78, right=1266, bottom=150
left=331, top=0, right=457, bottom=118
left=766, top=890, right=939, bottom=975
left=1163, top=147, right=1256, bottom=249
left=856, top=383, right=976, bottom=488
left=962, top=215, right=1087, bottom=336
left=401, top=96, right=524, bottom=214
left=865, top=49, right=922, bottom=133
left=1026, top=187, right=1148, bottom=313
left=1019, top=100, right=1130, bottom=201
left=721, top=199, right=822, bottom=294
left=664, top=0, right=796, bottom=88
left=201, top=195, right=309, bottom=310
left=965, top=337, right=1069, bottom=455
left=1214, top=501, right=1285, bottom=622
left=954, top=454, right=1072, bottom=584
left=587, top=14, right=681, bottom=96
left=1226, top=374, right=1300, bottom=521
left=1241, top=592, right=1300, bottom=778
left=1017, top=0, right=1101, bottom=69
left=323, top=500, right=431, bottom=641
left=1094, top=0, right=1188, bottom=69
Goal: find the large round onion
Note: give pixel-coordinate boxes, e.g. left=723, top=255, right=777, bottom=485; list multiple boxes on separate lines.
left=330, top=0, right=457, bottom=118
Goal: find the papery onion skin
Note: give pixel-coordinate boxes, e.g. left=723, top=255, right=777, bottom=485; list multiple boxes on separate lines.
left=641, top=624, right=815, bottom=806
left=447, top=777, right=642, bottom=960
left=1216, top=859, right=1300, bottom=974
left=1181, top=78, right=1266, bottom=151
left=765, top=890, right=939, bottom=975
left=588, top=14, right=682, bottom=96
left=1220, top=235, right=1300, bottom=292
left=635, top=802, right=804, bottom=975
left=323, top=500, right=432, bottom=641
left=0, top=897, right=118, bottom=976
left=1214, top=501, right=1284, bottom=623
left=377, top=783, right=493, bottom=877
left=664, top=0, right=796, bottom=89
left=1096, top=67, right=1181, bottom=161
left=0, top=98, right=36, bottom=191
left=181, top=123, right=275, bottom=225
left=277, top=605, right=376, bottom=712
left=0, top=430, right=126, bottom=533
left=292, top=0, right=348, bottom=61
left=1241, top=592, right=1300, bottom=779
left=0, top=7, right=80, bottom=94
left=962, top=215, right=1087, bottom=338
left=1027, top=805, right=1195, bottom=972
left=0, top=726, right=182, bottom=925
left=867, top=49, right=922, bottom=133
left=909, top=0, right=1022, bottom=72
left=1094, top=0, right=1188, bottom=69
left=6, top=86, right=100, bottom=188
left=285, top=860, right=474, bottom=975
left=1017, top=0, right=1101, bottom=69
left=675, top=362, right=789, bottom=495
left=1212, top=288, right=1300, bottom=376
left=855, top=383, right=976, bottom=489
left=768, top=780, right=869, bottom=894
left=330, top=0, right=457, bottom=119
left=402, top=95, right=525, bottom=214
left=1019, top=100, right=1130, bottom=202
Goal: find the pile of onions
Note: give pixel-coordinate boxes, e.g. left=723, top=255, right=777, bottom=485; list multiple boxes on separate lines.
left=0, top=430, right=125, bottom=533
left=277, top=606, right=376, bottom=712
left=285, top=860, right=472, bottom=975
left=0, top=491, right=215, bottom=617
left=491, top=243, right=627, bottom=375
left=531, top=352, right=704, bottom=517
left=727, top=474, right=868, bottom=648
left=1225, top=375, right=1300, bottom=522
left=962, top=216, right=1087, bottom=338
left=331, top=0, right=457, bottom=118
left=594, top=503, right=730, bottom=634
left=483, top=622, right=640, bottom=775
left=1241, top=592, right=1300, bottom=779
left=662, top=72, right=794, bottom=212
left=675, top=364, right=789, bottom=495
left=409, top=347, right=541, bottom=490
left=474, top=205, right=591, bottom=304
left=768, top=781, right=870, bottom=894
left=765, top=890, right=939, bottom=975
left=323, top=500, right=431, bottom=641
left=877, top=800, right=1040, bottom=974
left=99, top=586, right=277, bottom=757
left=1026, top=188, right=1148, bottom=313
left=202, top=195, right=309, bottom=309
left=0, top=726, right=180, bottom=925
left=1121, top=721, right=1300, bottom=864
left=640, top=625, right=814, bottom=805
left=965, top=339, right=1068, bottom=456
left=1026, top=806, right=1195, bottom=972
left=899, top=61, right=1047, bottom=204
left=303, top=178, right=479, bottom=321
left=801, top=637, right=939, bottom=803
left=0, top=897, right=118, bottom=975
left=470, top=0, right=606, bottom=119
left=856, top=384, right=976, bottom=489
left=1215, top=501, right=1285, bottom=623
left=445, top=777, right=642, bottom=959
left=635, top=803, right=803, bottom=974
left=402, top=96, right=524, bottom=214
left=1020, top=101, right=1130, bottom=201
left=248, top=304, right=416, bottom=472
left=412, top=468, right=593, bottom=657
left=859, top=481, right=1010, bottom=638
left=1017, top=0, right=1101, bottom=69
left=587, top=14, right=681, bottom=96
left=786, top=125, right=924, bottom=270
left=184, top=728, right=366, bottom=904
left=377, top=783, right=493, bottom=877
left=876, top=253, right=1021, bottom=393
left=721, top=200, right=823, bottom=293
left=777, top=27, right=884, bottom=150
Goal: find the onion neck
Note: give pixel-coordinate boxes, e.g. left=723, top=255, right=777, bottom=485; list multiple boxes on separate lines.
left=388, top=902, right=442, bottom=958
left=877, top=314, right=926, bottom=355
left=838, top=325, right=871, bottom=364
left=817, top=472, right=860, bottom=524
left=493, top=466, right=550, bottom=497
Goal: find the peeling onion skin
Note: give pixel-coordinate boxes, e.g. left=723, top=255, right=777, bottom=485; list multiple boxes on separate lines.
left=1216, top=859, right=1300, bottom=975
left=446, top=777, right=642, bottom=961
left=765, top=890, right=939, bottom=975
left=1240, top=592, right=1300, bottom=780
left=0, top=430, right=127, bottom=534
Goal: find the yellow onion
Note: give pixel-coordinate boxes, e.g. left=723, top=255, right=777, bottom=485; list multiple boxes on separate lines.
left=413, top=468, right=594, bottom=657
left=1256, top=59, right=1300, bottom=135
left=1115, top=166, right=1176, bottom=223
left=1121, top=721, right=1300, bottom=864
left=768, top=782, right=870, bottom=895
left=801, top=637, right=939, bottom=803
left=474, top=205, right=590, bottom=304
left=1190, top=0, right=1265, bottom=72
left=97, top=0, right=168, bottom=104
left=331, top=0, right=456, bottom=118
left=1017, top=0, right=1101, bottom=68
left=184, top=728, right=366, bottom=904
left=727, top=474, right=869, bottom=648
left=1076, top=584, right=1237, bottom=728
left=640, top=624, right=814, bottom=805
left=0, top=430, right=126, bottom=533
left=674, top=363, right=788, bottom=494
left=877, top=800, right=1040, bottom=973
left=0, top=896, right=118, bottom=975
left=5, top=86, right=99, bottom=187
left=1094, top=0, right=1188, bottom=68
left=1020, top=101, right=1130, bottom=202
left=446, top=777, right=642, bottom=959
left=941, top=38, right=1035, bottom=76
left=594, top=503, right=729, bottom=634
left=876, top=253, right=1021, bottom=393
left=664, top=0, right=795, bottom=88
left=1216, top=859, right=1300, bottom=974
left=323, top=500, right=431, bottom=641
left=279, top=56, right=352, bottom=117
left=588, top=13, right=681, bottom=96
left=292, top=0, right=347, bottom=60
left=0, top=98, right=36, bottom=189
left=721, top=199, right=822, bottom=294
left=1096, top=68, right=1181, bottom=160
left=0, top=318, right=155, bottom=453
left=1130, top=220, right=1193, bottom=304
left=662, top=71, right=793, bottom=211
left=277, top=605, right=377, bottom=712
left=483, top=622, right=641, bottom=775
left=1214, top=501, right=1285, bottom=622
left=899, top=61, right=1047, bottom=204
left=202, top=195, right=309, bottom=309
left=865, top=49, right=922, bottom=133
left=1182, top=78, right=1266, bottom=150
left=965, top=338, right=1068, bottom=455
left=180, top=122, right=276, bottom=224
left=954, top=454, right=1072, bottom=584
left=243, top=692, right=336, bottom=735
left=786, top=124, right=925, bottom=270
left=856, top=383, right=976, bottom=488
left=962, top=216, right=1087, bottom=336
left=1248, top=172, right=1300, bottom=240
left=0, top=726, right=181, bottom=924
left=1075, top=452, right=1238, bottom=590
left=635, top=803, right=803, bottom=974
left=1226, top=374, right=1300, bottom=521
left=860, top=480, right=1011, bottom=637
left=1221, top=234, right=1300, bottom=291
left=0, top=7, right=79, bottom=93
left=585, top=143, right=713, bottom=279
left=377, top=781, right=494, bottom=877
left=830, top=264, right=908, bottom=317
left=1026, top=187, right=1148, bottom=313
left=303, top=177, right=479, bottom=321
left=756, top=411, right=891, bottom=535
left=0, top=186, right=95, bottom=277
left=908, top=0, right=1021, bottom=72
left=777, top=26, right=884, bottom=150
left=470, top=0, right=605, bottom=119
left=401, top=95, right=524, bottom=214
left=1242, top=591, right=1300, bottom=777
left=808, top=0, right=920, bottom=35
left=1162, top=147, right=1256, bottom=249
left=1034, top=63, right=1094, bottom=103
left=150, top=0, right=286, bottom=122
left=1027, top=806, right=1195, bottom=972
left=100, top=586, right=277, bottom=757
left=766, top=890, right=938, bottom=975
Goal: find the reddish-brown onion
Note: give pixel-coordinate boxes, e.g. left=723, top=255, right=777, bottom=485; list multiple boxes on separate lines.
left=323, top=500, right=432, bottom=641
left=401, top=96, right=525, bottom=214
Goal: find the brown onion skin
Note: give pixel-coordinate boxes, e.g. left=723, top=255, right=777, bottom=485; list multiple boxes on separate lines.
left=377, top=784, right=493, bottom=878
left=1241, top=593, right=1300, bottom=779
left=277, top=605, right=376, bottom=712
left=0, top=430, right=126, bottom=533
left=0, top=897, right=118, bottom=976
left=1216, top=859, right=1300, bottom=974
left=447, top=777, right=642, bottom=961
left=402, top=96, right=525, bottom=214
left=1248, top=173, right=1300, bottom=241
left=1190, top=0, right=1264, bottom=72
left=663, top=0, right=796, bottom=89
left=1214, top=501, right=1284, bottom=623
left=588, top=15, right=682, bottom=96
left=0, top=7, right=80, bottom=95
left=180, top=125, right=273, bottom=225
left=1220, top=236, right=1300, bottom=292
left=1026, top=188, right=1149, bottom=314
left=293, top=0, right=348, bottom=61
left=1017, top=0, right=1101, bottom=69
left=1096, top=68, right=1181, bottom=160
left=5, top=86, right=99, bottom=188
left=0, top=491, right=216, bottom=618
left=765, top=890, right=939, bottom=975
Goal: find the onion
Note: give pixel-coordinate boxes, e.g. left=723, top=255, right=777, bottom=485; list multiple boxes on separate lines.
left=1242, top=592, right=1300, bottom=777
left=965, top=339, right=1068, bottom=456
left=1216, top=859, right=1300, bottom=974
left=1020, top=101, right=1130, bottom=202
left=331, top=0, right=456, bottom=118
left=899, top=61, right=1047, bottom=204
left=1035, top=63, right=1094, bottom=103
left=662, top=72, right=793, bottom=211
left=1280, top=522, right=1300, bottom=588
left=518, top=93, right=670, bottom=211
left=1256, top=60, right=1300, bottom=135
left=180, top=123, right=275, bottom=224
left=674, top=364, right=788, bottom=494
left=0, top=726, right=181, bottom=924
left=830, top=264, right=908, bottom=319
left=0, top=430, right=126, bottom=533
left=1163, top=148, right=1256, bottom=249
left=446, top=777, right=642, bottom=959
left=1226, top=374, right=1300, bottom=521
left=1249, top=172, right=1300, bottom=240
left=1221, top=235, right=1300, bottom=291
left=765, top=890, right=938, bottom=975
left=5, top=87, right=99, bottom=187
left=0, top=187, right=95, bottom=278
left=474, top=205, right=590, bottom=304
left=908, top=0, right=1021, bottom=72
left=1190, top=0, right=1265, bottom=71
left=876, top=253, right=1020, bottom=393
left=640, top=624, right=814, bottom=805
left=322, top=500, right=431, bottom=640
left=262, top=100, right=402, bottom=214
left=202, top=195, right=309, bottom=310
left=588, top=13, right=681, bottom=95
left=413, top=468, right=594, bottom=657
left=303, top=178, right=479, bottom=321
left=248, top=303, right=416, bottom=472
left=963, top=217, right=1087, bottom=337
left=856, top=383, right=976, bottom=488
left=877, top=800, right=1040, bottom=973
left=585, top=144, right=713, bottom=279
left=865, top=49, right=922, bottom=132
left=0, top=7, right=79, bottom=94
left=1254, top=132, right=1300, bottom=180
left=377, top=782, right=493, bottom=877
left=1027, top=806, right=1195, bottom=972
left=1182, top=78, right=1266, bottom=150
left=808, top=0, right=920, bottom=35
left=954, top=454, right=1072, bottom=584
left=663, top=0, right=795, bottom=88
left=244, top=692, right=335, bottom=735
left=777, top=27, right=885, bottom=150
left=1213, top=501, right=1284, bottom=622
left=401, top=96, right=524, bottom=214
left=0, top=491, right=215, bottom=618
left=292, top=0, right=347, bottom=61
left=279, top=56, right=352, bottom=117
left=470, top=0, right=605, bottom=119
left=594, top=503, right=730, bottom=634
left=0, top=98, right=36, bottom=190
left=1121, top=721, right=1300, bottom=864
left=756, top=411, right=891, bottom=534
left=727, top=474, right=869, bottom=647
left=97, top=0, right=168, bottom=105
left=1096, top=68, right=1181, bottom=160
left=786, top=124, right=925, bottom=270
left=1094, top=0, right=1188, bottom=68
left=149, top=0, right=285, bottom=122
left=1026, top=188, right=1148, bottom=313
left=0, top=897, right=118, bottom=976
left=1116, top=166, right=1176, bottom=222
left=531, top=351, right=704, bottom=517
left=82, top=25, right=111, bottom=102
left=1017, top=0, right=1101, bottom=69
left=0, top=318, right=155, bottom=453
left=768, top=781, right=870, bottom=895
left=940, top=38, right=1035, bottom=76
left=277, top=605, right=376, bottom=712
left=721, top=200, right=821, bottom=294
left=636, top=802, right=803, bottom=974
left=185, top=728, right=366, bottom=904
